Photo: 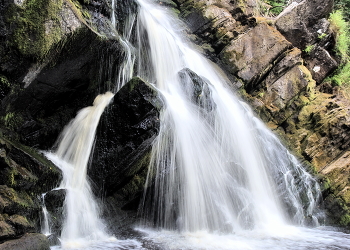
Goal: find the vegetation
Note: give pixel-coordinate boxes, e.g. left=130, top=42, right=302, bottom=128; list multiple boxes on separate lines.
left=304, top=44, right=315, bottom=54
left=326, top=10, right=350, bottom=86
left=260, top=0, right=288, bottom=16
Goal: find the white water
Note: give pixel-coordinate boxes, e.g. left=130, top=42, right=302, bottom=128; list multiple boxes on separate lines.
left=41, top=0, right=350, bottom=249
left=136, top=0, right=320, bottom=232
left=45, top=92, right=143, bottom=249
left=41, top=193, right=51, bottom=236
left=130, top=0, right=350, bottom=249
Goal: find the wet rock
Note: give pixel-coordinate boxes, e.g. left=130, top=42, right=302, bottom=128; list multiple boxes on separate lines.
left=90, top=77, right=163, bottom=201
left=178, top=68, right=216, bottom=112
left=0, top=233, right=50, bottom=250
left=43, top=189, right=65, bottom=238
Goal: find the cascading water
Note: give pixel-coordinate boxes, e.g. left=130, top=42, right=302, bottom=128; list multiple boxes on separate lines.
left=130, top=0, right=350, bottom=249
left=136, top=0, right=319, bottom=232
left=41, top=0, right=350, bottom=249
left=45, top=92, right=142, bottom=249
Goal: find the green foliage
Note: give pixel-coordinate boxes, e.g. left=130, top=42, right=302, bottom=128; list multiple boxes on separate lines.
left=326, top=11, right=350, bottom=86
left=335, top=0, right=350, bottom=21
left=303, top=44, right=315, bottom=54
left=260, top=0, right=288, bottom=16
left=328, top=61, right=350, bottom=86
left=329, top=10, right=350, bottom=61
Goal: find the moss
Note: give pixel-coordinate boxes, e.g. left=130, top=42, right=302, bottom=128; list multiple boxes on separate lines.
left=1, top=112, right=23, bottom=130
left=0, top=76, right=10, bottom=88
left=6, top=0, right=65, bottom=59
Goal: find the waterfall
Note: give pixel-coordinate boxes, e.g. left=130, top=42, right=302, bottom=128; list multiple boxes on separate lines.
left=135, top=0, right=321, bottom=233
left=40, top=0, right=350, bottom=249
left=46, top=92, right=114, bottom=245
left=41, top=193, right=51, bottom=236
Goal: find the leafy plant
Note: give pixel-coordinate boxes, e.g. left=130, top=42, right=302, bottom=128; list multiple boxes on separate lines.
left=304, top=44, right=315, bottom=54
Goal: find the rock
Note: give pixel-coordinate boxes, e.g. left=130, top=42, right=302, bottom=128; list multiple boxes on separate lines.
left=0, top=221, right=16, bottom=241
left=220, top=22, right=292, bottom=90
left=178, top=68, right=216, bottom=112
left=42, top=189, right=65, bottom=239
left=6, top=215, right=35, bottom=235
left=0, top=233, right=50, bottom=250
left=0, top=186, right=35, bottom=216
left=304, top=46, right=338, bottom=84
left=275, top=0, right=334, bottom=49
left=89, top=77, right=163, bottom=200
left=263, top=65, right=312, bottom=110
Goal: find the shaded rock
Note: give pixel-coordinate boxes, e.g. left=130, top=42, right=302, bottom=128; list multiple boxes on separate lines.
left=220, top=22, right=291, bottom=90
left=304, top=46, right=338, bottom=84
left=275, top=0, right=334, bottom=49
left=0, top=221, right=15, bottom=241
left=178, top=68, right=216, bottom=112
left=263, top=65, right=312, bottom=110
left=90, top=77, right=163, bottom=201
left=42, top=189, right=65, bottom=239
left=6, top=215, right=35, bottom=235
left=0, top=186, right=35, bottom=216
left=0, top=233, right=50, bottom=250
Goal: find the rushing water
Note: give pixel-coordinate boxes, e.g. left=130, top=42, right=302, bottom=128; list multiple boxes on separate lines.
left=45, top=92, right=142, bottom=249
left=41, top=0, right=350, bottom=249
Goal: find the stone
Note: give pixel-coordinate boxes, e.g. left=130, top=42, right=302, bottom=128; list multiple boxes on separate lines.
left=304, top=46, right=338, bottom=84
left=0, top=221, right=15, bottom=240
left=263, top=65, right=311, bottom=110
left=6, top=215, right=35, bottom=235
left=89, top=77, right=163, bottom=200
left=275, top=0, right=334, bottom=49
left=220, top=22, right=291, bottom=89
left=0, top=233, right=50, bottom=250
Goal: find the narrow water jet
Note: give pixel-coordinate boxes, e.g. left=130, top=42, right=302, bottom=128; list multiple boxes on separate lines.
left=45, top=92, right=115, bottom=247
left=41, top=193, right=51, bottom=236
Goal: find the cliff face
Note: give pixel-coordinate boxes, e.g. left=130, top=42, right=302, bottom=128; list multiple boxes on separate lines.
left=0, top=0, right=350, bottom=247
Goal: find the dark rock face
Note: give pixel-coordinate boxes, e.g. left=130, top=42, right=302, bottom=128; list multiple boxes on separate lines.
left=90, top=77, right=162, bottom=200
left=178, top=68, right=216, bottom=112
left=0, top=136, right=60, bottom=243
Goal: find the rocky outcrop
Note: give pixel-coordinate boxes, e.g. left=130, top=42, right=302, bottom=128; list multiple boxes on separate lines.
left=0, top=136, right=61, bottom=243
left=90, top=77, right=162, bottom=200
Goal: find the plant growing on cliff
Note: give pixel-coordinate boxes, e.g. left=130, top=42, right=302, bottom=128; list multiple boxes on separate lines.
left=259, top=0, right=288, bottom=16
left=327, top=10, right=350, bottom=86
left=329, top=10, right=350, bottom=61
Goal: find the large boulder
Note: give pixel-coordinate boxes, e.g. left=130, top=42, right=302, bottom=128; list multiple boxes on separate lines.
left=0, top=233, right=50, bottom=250
left=220, top=22, right=292, bottom=91
left=275, top=0, right=334, bottom=49
left=90, top=77, right=163, bottom=200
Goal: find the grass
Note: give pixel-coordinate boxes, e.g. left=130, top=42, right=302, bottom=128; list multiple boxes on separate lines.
left=326, top=10, right=350, bottom=86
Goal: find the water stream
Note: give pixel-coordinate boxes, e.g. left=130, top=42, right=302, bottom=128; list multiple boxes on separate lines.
left=41, top=0, right=350, bottom=249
